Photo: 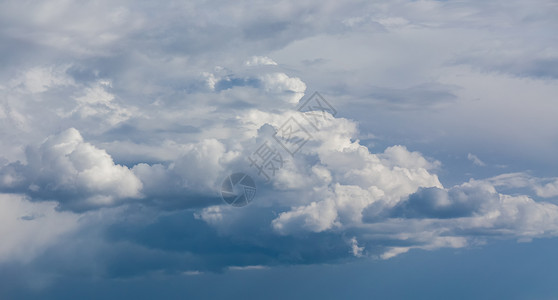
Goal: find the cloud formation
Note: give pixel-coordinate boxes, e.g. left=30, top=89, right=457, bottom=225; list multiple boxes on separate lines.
left=0, top=0, right=557, bottom=296
left=0, top=128, right=142, bottom=211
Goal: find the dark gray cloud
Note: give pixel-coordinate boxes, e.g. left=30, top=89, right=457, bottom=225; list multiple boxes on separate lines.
left=365, top=83, right=458, bottom=110
left=390, top=186, right=488, bottom=219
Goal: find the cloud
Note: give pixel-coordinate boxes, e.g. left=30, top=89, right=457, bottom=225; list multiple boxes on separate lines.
left=4, top=57, right=556, bottom=277
left=0, top=0, right=144, bottom=56
left=389, top=185, right=486, bottom=219
left=10, top=65, right=74, bottom=94
left=259, top=73, right=306, bottom=104
left=272, top=199, right=340, bottom=234
left=364, top=179, right=558, bottom=257
left=0, top=194, right=79, bottom=264
left=534, top=180, right=558, bottom=198
left=467, top=153, right=486, bottom=166
left=350, top=236, right=365, bottom=257
left=365, top=83, right=458, bottom=110
left=0, top=128, right=143, bottom=211
left=0, top=0, right=558, bottom=295
left=245, top=56, right=278, bottom=66
left=487, top=173, right=558, bottom=199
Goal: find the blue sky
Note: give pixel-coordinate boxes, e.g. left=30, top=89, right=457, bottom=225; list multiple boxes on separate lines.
left=1, top=0, right=558, bottom=299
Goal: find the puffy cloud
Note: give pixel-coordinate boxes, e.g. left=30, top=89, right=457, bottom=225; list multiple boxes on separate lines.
left=273, top=199, right=340, bottom=234
left=130, top=138, right=237, bottom=208
left=0, top=128, right=143, bottom=211
left=534, top=180, right=558, bottom=198
left=258, top=73, right=306, bottom=104
left=380, top=145, right=441, bottom=170
left=389, top=184, right=490, bottom=219
left=200, top=102, right=445, bottom=241
left=360, top=180, right=558, bottom=258
left=202, top=68, right=306, bottom=106
left=170, top=139, right=228, bottom=191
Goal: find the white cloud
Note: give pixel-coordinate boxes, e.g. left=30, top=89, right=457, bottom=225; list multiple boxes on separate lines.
left=366, top=179, right=558, bottom=259
left=534, top=180, right=558, bottom=198
left=350, top=236, right=364, bottom=257
left=487, top=173, right=558, bottom=198
left=273, top=199, right=340, bottom=234
left=258, top=73, right=306, bottom=104
left=381, top=145, right=441, bottom=170
left=0, top=128, right=143, bottom=211
left=245, top=56, right=278, bottom=66
left=238, top=108, right=444, bottom=236
left=10, top=65, right=74, bottom=94
left=380, top=247, right=410, bottom=260
left=172, top=139, right=229, bottom=192
left=65, top=80, right=134, bottom=126
left=467, top=153, right=486, bottom=166
left=195, top=205, right=225, bottom=226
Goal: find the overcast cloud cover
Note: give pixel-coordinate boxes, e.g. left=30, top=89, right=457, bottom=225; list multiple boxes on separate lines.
left=1, top=0, right=558, bottom=299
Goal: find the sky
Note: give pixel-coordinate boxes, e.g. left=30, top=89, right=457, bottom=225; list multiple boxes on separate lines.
left=0, top=0, right=558, bottom=299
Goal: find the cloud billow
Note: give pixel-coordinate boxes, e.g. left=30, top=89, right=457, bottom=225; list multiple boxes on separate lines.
left=0, top=128, right=142, bottom=212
